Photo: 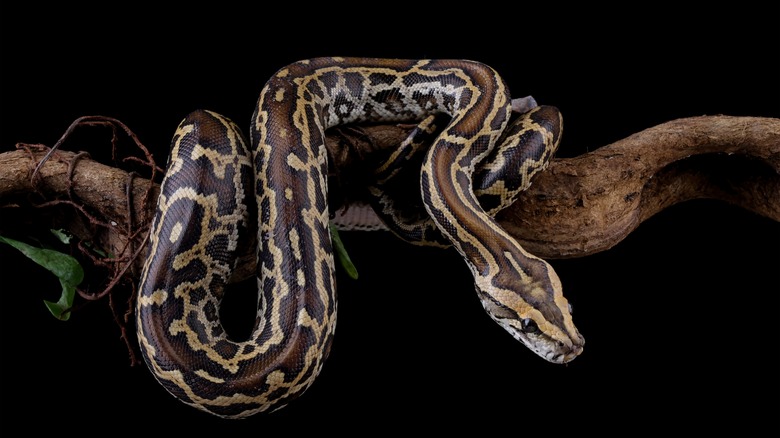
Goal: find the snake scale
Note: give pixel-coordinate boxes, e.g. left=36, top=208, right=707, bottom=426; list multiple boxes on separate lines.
left=136, top=57, right=585, bottom=418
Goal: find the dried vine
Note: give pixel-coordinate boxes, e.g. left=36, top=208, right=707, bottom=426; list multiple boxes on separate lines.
left=3, top=116, right=164, bottom=362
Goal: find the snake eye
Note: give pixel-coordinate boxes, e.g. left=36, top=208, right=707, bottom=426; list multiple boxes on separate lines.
left=520, top=318, right=539, bottom=334
left=568, top=302, right=574, bottom=314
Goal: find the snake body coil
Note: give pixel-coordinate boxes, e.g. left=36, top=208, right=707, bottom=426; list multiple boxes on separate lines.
left=136, top=57, right=584, bottom=418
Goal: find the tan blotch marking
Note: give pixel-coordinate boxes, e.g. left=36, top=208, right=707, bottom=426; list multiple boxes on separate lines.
left=139, top=289, right=168, bottom=307
left=289, top=228, right=302, bottom=260
left=285, top=187, right=294, bottom=201
left=169, top=222, right=183, bottom=243
left=275, top=87, right=285, bottom=102
left=266, top=369, right=287, bottom=388
left=287, top=153, right=308, bottom=171
left=194, top=369, right=225, bottom=384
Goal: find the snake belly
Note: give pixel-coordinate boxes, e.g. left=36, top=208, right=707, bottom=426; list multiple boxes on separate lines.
left=136, top=57, right=585, bottom=419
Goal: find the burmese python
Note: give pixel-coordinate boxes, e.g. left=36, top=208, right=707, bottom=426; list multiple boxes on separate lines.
left=136, top=57, right=585, bottom=418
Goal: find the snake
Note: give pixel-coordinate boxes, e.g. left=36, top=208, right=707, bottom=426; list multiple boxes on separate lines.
left=136, top=57, right=585, bottom=419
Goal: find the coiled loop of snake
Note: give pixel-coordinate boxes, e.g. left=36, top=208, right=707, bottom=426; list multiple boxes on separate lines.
left=136, top=57, right=584, bottom=419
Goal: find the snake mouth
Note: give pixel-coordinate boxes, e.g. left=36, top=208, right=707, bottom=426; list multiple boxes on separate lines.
left=545, top=343, right=584, bottom=364
left=525, top=337, right=583, bottom=364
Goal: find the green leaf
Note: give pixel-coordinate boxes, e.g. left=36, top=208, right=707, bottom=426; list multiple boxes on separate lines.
left=43, top=281, right=77, bottom=321
left=0, top=235, right=84, bottom=320
left=50, top=228, right=73, bottom=244
left=329, top=223, right=358, bottom=280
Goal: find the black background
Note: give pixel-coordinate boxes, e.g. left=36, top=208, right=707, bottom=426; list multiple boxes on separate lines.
left=2, top=2, right=778, bottom=434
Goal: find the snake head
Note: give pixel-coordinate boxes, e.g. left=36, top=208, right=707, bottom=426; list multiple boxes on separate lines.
left=482, top=294, right=584, bottom=364
left=475, top=258, right=585, bottom=364
left=496, top=306, right=584, bottom=364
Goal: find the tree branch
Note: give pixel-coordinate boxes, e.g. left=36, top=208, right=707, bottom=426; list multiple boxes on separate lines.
left=497, top=115, right=780, bottom=257
left=1, top=115, right=777, bottom=285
